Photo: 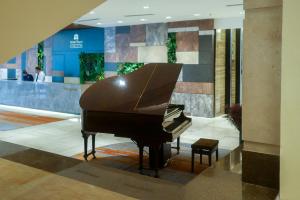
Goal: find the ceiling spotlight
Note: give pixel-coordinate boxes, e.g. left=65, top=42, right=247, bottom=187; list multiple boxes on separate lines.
left=143, top=5, right=150, bottom=9
left=89, top=11, right=95, bottom=15
left=117, top=20, right=123, bottom=24
left=97, top=22, right=102, bottom=25
left=140, top=18, right=147, bottom=22
left=166, top=16, right=172, bottom=19
left=193, top=13, right=201, bottom=17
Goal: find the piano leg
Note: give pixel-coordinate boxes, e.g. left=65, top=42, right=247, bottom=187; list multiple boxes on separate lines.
left=176, top=137, right=180, bottom=154
left=138, top=144, right=144, bottom=174
left=82, top=131, right=89, bottom=161
left=92, top=134, right=96, bottom=159
left=154, top=146, right=159, bottom=178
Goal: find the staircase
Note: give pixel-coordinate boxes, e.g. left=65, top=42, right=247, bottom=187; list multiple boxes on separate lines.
left=0, top=0, right=105, bottom=63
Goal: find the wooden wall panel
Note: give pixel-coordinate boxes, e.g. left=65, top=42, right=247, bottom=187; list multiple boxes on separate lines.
left=215, top=30, right=226, bottom=115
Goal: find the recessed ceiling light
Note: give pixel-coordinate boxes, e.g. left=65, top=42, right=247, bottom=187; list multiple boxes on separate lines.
left=140, top=18, right=147, bottom=22
left=193, top=13, right=201, bottom=17
left=97, top=22, right=102, bottom=25
left=117, top=20, right=123, bottom=24
left=143, top=5, right=150, bottom=9
left=166, top=16, right=172, bottom=19
left=89, top=11, right=95, bottom=15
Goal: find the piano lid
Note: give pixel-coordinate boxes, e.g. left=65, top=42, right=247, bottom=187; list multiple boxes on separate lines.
left=79, top=63, right=182, bottom=116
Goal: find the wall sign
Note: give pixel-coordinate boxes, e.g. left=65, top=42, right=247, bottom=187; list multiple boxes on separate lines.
left=70, top=33, right=83, bottom=49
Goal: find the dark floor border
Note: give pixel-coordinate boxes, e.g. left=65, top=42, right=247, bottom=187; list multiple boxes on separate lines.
left=242, top=150, right=279, bottom=189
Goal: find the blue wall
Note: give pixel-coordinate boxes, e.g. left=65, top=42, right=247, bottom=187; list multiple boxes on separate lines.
left=2, top=28, right=104, bottom=82
left=51, top=28, right=104, bottom=78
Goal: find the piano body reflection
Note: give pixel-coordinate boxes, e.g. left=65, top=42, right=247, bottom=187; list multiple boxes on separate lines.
left=80, top=63, right=192, bottom=177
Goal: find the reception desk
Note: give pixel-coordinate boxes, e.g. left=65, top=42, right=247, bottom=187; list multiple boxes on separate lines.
left=0, top=80, right=88, bottom=114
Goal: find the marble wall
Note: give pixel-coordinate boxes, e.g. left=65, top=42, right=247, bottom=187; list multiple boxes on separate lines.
left=171, top=93, right=214, bottom=117
left=0, top=80, right=82, bottom=114
left=104, top=19, right=215, bottom=117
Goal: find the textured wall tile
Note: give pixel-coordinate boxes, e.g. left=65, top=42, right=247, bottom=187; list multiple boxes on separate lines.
left=130, top=25, right=146, bottom=43
left=26, top=46, right=38, bottom=75
left=175, top=82, right=214, bottom=94
left=190, top=94, right=214, bottom=117
left=105, top=53, right=118, bottom=63
left=117, top=47, right=138, bottom=62
left=129, top=43, right=146, bottom=47
left=182, top=64, right=214, bottom=83
left=168, top=19, right=214, bottom=30
left=44, top=48, right=52, bottom=76
left=116, top=26, right=130, bottom=34
left=105, top=27, right=116, bottom=53
left=116, top=34, right=130, bottom=48
left=176, top=52, right=199, bottom=64
left=171, top=93, right=191, bottom=114
left=176, top=32, right=199, bottom=52
left=138, top=46, right=167, bottom=63
left=146, top=23, right=168, bottom=46
left=171, top=93, right=214, bottom=117
left=115, top=33, right=139, bottom=62
left=177, top=69, right=183, bottom=81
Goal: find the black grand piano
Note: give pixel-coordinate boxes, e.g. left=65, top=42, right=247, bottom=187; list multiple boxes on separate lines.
left=80, top=63, right=192, bottom=177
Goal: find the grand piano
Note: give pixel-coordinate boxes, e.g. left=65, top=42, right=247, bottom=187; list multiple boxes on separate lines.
left=80, top=63, right=192, bottom=177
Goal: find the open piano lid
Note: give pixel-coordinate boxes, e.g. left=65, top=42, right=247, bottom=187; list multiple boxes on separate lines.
left=80, top=63, right=182, bottom=116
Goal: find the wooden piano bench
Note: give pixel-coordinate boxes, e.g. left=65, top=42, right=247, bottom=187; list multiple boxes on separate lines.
left=191, top=138, right=219, bottom=172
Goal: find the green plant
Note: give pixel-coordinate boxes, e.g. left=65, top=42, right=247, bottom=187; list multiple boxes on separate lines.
left=37, top=42, right=44, bottom=70
left=117, top=63, right=144, bottom=75
left=79, top=52, right=104, bottom=84
left=167, top=32, right=177, bottom=63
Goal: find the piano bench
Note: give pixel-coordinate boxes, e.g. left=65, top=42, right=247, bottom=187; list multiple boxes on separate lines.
left=191, top=138, right=219, bottom=172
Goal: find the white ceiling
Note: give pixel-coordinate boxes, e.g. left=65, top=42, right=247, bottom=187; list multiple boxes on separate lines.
left=76, top=0, right=244, bottom=27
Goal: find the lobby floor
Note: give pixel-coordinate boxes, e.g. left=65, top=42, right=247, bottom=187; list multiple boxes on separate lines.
left=0, top=105, right=278, bottom=199
left=0, top=105, right=239, bottom=157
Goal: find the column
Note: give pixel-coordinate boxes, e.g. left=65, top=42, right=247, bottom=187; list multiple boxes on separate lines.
left=242, top=0, right=282, bottom=189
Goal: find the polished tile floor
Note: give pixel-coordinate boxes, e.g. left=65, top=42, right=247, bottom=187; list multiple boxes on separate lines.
left=0, top=105, right=278, bottom=199
left=0, top=105, right=239, bottom=157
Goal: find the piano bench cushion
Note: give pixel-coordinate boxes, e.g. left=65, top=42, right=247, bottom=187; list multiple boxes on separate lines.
left=191, top=138, right=219, bottom=151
